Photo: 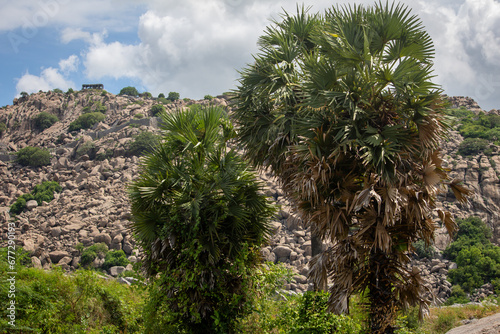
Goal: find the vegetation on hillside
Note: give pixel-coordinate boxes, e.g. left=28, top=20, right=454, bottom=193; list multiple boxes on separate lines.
left=68, top=112, right=106, bottom=132
left=15, top=146, right=52, bottom=167
left=33, top=111, right=59, bottom=131
left=444, top=217, right=500, bottom=294
left=10, top=181, right=62, bottom=215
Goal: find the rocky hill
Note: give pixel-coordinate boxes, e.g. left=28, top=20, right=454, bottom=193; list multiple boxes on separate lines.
left=0, top=90, right=499, bottom=302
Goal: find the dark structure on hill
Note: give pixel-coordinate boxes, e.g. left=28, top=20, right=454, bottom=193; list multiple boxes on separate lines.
left=82, top=84, right=104, bottom=90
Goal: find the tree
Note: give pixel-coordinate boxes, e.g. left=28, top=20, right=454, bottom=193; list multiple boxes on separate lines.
left=233, top=3, right=471, bottom=333
left=167, top=91, right=180, bottom=101
left=119, top=86, right=139, bottom=97
left=129, top=105, right=275, bottom=333
left=150, top=104, right=165, bottom=116
left=158, top=93, right=165, bottom=98
left=68, top=112, right=106, bottom=132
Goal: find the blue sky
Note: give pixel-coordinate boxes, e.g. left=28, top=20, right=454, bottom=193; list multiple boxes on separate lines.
left=1, top=0, right=500, bottom=110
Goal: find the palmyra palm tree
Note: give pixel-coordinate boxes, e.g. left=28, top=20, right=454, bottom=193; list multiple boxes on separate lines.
left=233, top=2, right=471, bottom=333
left=129, top=105, right=275, bottom=333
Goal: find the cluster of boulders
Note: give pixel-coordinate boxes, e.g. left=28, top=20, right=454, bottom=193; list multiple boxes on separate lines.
left=0, top=91, right=499, bottom=300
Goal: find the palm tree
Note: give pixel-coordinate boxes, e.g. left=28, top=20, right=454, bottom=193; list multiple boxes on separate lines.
left=233, top=2, right=471, bottom=333
left=129, top=105, right=275, bottom=333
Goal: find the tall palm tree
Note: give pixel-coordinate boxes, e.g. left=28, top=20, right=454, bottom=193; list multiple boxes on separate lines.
left=129, top=105, right=275, bottom=333
left=233, top=2, right=472, bottom=333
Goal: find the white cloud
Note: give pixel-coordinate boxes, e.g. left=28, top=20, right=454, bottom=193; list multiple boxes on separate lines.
left=15, top=55, right=78, bottom=95
left=59, top=55, right=79, bottom=74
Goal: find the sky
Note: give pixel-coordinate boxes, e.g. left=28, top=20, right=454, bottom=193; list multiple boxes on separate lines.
left=1, top=0, right=500, bottom=110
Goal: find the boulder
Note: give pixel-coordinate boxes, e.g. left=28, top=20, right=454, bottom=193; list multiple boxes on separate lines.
left=273, top=245, right=292, bottom=258
left=109, top=266, right=126, bottom=277
left=26, top=200, right=38, bottom=210
left=94, top=233, right=112, bottom=246
left=49, top=250, right=70, bottom=263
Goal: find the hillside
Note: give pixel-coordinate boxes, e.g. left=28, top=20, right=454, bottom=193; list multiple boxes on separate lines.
left=0, top=89, right=499, bottom=303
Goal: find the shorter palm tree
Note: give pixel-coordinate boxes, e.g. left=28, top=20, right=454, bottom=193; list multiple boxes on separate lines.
left=129, top=105, right=275, bottom=333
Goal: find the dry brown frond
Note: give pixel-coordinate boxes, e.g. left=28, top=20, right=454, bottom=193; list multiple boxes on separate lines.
left=449, top=179, right=474, bottom=204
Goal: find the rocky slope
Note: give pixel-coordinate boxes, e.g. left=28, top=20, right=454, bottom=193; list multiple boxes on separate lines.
left=0, top=90, right=499, bottom=301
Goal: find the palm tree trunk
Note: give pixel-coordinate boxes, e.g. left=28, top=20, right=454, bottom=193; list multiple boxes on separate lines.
left=368, top=250, right=395, bottom=334
left=311, top=233, right=327, bottom=292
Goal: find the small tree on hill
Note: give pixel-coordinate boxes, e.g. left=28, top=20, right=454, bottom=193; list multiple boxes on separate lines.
left=167, top=91, right=179, bottom=101
left=119, top=86, right=139, bottom=97
left=33, top=112, right=59, bottom=131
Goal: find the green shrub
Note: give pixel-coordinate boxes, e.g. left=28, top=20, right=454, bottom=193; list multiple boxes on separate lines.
left=134, top=113, right=144, bottom=119
left=167, top=91, right=180, bottom=101
left=102, top=250, right=129, bottom=270
left=20, top=91, right=29, bottom=99
left=119, top=86, right=139, bottom=97
left=0, top=122, right=6, bottom=136
left=444, top=285, right=470, bottom=305
left=413, top=240, right=435, bottom=259
left=204, top=94, right=214, bottom=100
left=150, top=104, right=165, bottom=116
left=15, top=146, right=51, bottom=167
left=158, top=93, right=165, bottom=98
left=33, top=111, right=59, bottom=131
left=157, top=97, right=169, bottom=104
left=68, top=112, right=106, bottom=132
left=10, top=181, right=61, bottom=214
left=52, top=88, right=63, bottom=93
left=142, top=92, right=152, bottom=98
left=75, top=140, right=97, bottom=159
left=0, top=248, right=145, bottom=333
left=127, top=131, right=159, bottom=156
left=80, top=243, right=109, bottom=267
left=66, top=88, right=74, bottom=94
left=457, top=138, right=490, bottom=156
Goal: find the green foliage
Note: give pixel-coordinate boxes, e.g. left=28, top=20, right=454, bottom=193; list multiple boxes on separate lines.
left=80, top=243, right=109, bottom=267
left=134, top=113, right=144, bottom=119
left=76, top=140, right=97, bottom=159
left=66, top=87, right=74, bottom=94
left=158, top=93, right=165, bottom=98
left=20, top=91, right=29, bottom=98
left=0, top=248, right=145, bottom=333
left=10, top=181, right=62, bottom=215
left=102, top=250, right=129, bottom=271
left=0, top=122, right=6, bottom=136
left=167, top=91, right=180, bottom=101
left=52, top=88, right=63, bottom=93
left=157, top=97, right=170, bottom=104
left=130, top=105, right=276, bottom=333
left=150, top=103, right=165, bottom=116
left=445, top=217, right=500, bottom=292
left=127, top=131, right=160, bottom=156
left=204, top=94, right=214, bottom=100
left=15, top=146, right=51, bottom=167
left=119, top=86, right=139, bottom=97
left=458, top=137, right=490, bottom=156
left=142, top=92, right=152, bottom=98
left=68, top=112, right=106, bottom=132
left=413, top=240, right=435, bottom=259
left=33, top=111, right=59, bottom=131
left=449, top=107, right=500, bottom=145
left=444, top=285, right=470, bottom=305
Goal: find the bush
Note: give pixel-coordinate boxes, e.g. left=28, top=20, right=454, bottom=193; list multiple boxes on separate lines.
left=119, top=86, right=139, bottom=97
left=134, top=113, right=144, bottom=119
left=457, top=138, right=490, bottom=156
left=128, top=131, right=160, bottom=156
left=150, top=104, right=165, bottom=116
left=158, top=93, right=165, bottom=98
left=142, top=92, right=152, bottom=98
left=52, top=88, right=63, bottom=93
left=157, top=97, right=169, bottom=104
left=444, top=285, right=470, bottom=305
left=102, top=250, right=129, bottom=271
left=66, top=88, right=74, bottom=94
left=68, top=112, right=106, bottom=132
left=413, top=239, right=435, bottom=259
left=80, top=243, right=109, bottom=267
left=75, top=140, right=97, bottom=159
left=0, top=122, right=6, bottom=136
left=10, top=181, right=61, bottom=214
left=33, top=111, right=59, bottom=131
left=167, top=91, right=180, bottom=101
left=15, top=146, right=51, bottom=167
left=0, top=248, right=145, bottom=333
left=204, top=94, right=214, bottom=100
